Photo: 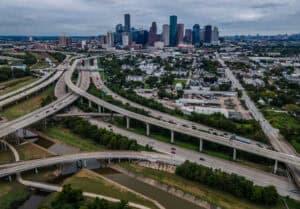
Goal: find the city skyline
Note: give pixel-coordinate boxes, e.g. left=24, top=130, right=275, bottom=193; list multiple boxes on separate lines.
left=0, top=0, right=300, bottom=36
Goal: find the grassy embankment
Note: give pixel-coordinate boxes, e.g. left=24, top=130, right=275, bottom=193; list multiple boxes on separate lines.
left=43, top=126, right=106, bottom=152
left=40, top=169, right=159, bottom=209
left=0, top=86, right=54, bottom=120
left=120, top=163, right=300, bottom=209
left=264, top=111, right=300, bottom=153
left=0, top=77, right=38, bottom=96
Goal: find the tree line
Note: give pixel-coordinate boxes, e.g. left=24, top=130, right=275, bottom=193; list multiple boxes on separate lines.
left=176, top=161, right=279, bottom=206
left=45, top=184, right=131, bottom=209
left=0, top=67, right=31, bottom=82
left=60, top=117, right=148, bottom=151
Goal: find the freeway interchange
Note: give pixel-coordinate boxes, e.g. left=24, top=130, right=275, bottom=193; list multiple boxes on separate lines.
left=0, top=54, right=300, bottom=200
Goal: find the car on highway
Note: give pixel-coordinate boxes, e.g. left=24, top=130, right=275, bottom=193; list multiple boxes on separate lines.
left=199, top=157, right=205, bottom=161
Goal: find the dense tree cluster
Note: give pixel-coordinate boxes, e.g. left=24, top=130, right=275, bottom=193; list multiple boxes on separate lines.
left=61, top=117, right=142, bottom=151
left=47, top=185, right=131, bottom=209
left=48, top=52, right=66, bottom=63
left=176, top=161, right=279, bottom=206
left=0, top=67, right=31, bottom=82
left=188, top=112, right=266, bottom=142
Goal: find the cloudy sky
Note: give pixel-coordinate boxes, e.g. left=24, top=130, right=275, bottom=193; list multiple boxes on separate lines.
left=0, top=0, right=299, bottom=36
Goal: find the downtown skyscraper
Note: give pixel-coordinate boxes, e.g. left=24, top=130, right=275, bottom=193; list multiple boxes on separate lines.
left=124, top=14, right=131, bottom=32
left=169, top=15, right=178, bottom=47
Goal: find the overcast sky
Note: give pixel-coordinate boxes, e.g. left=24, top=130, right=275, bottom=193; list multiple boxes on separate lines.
left=0, top=0, right=299, bottom=36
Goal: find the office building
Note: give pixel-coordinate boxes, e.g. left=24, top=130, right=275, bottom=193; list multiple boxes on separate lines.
left=106, top=31, right=114, bottom=47
left=169, top=15, right=178, bottom=47
left=192, top=24, right=200, bottom=46
left=124, top=14, right=131, bottom=32
left=115, top=24, right=123, bottom=45
left=122, top=32, right=130, bottom=46
left=184, top=29, right=192, bottom=44
left=162, top=24, right=170, bottom=46
left=204, top=25, right=212, bottom=43
left=212, top=26, right=219, bottom=44
left=177, top=23, right=184, bottom=44
left=148, top=22, right=158, bottom=46
left=59, top=36, right=71, bottom=47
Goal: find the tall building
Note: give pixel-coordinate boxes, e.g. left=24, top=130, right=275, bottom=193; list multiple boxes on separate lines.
left=204, top=25, right=212, bottom=44
left=200, top=29, right=205, bottom=42
left=212, top=26, right=219, bottom=44
left=192, top=24, right=200, bottom=46
left=148, top=22, right=158, bottom=46
left=115, top=24, right=123, bottom=45
left=169, top=15, right=178, bottom=47
left=124, top=14, right=131, bottom=32
left=162, top=24, right=170, bottom=46
left=122, top=32, right=129, bottom=46
left=106, top=32, right=114, bottom=47
left=184, top=29, right=192, bottom=44
left=59, top=36, right=71, bottom=48
left=177, top=23, right=184, bottom=44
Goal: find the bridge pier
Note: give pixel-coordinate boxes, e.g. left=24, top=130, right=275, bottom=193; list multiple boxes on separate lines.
left=83, top=160, right=87, bottom=168
left=8, top=175, right=12, bottom=182
left=199, top=139, right=203, bottom=152
left=98, top=105, right=102, bottom=113
left=43, top=119, right=47, bottom=129
left=80, top=97, right=83, bottom=104
left=171, top=130, right=174, bottom=144
left=126, top=117, right=130, bottom=129
left=146, top=123, right=150, bottom=136
left=34, top=168, right=38, bottom=174
left=233, top=148, right=237, bottom=161
left=274, top=160, right=278, bottom=174
left=88, top=100, right=92, bottom=108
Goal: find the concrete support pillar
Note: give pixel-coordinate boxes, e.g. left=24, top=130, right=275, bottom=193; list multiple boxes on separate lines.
left=199, top=139, right=203, bottom=152
left=8, top=176, right=12, bottom=182
left=34, top=168, right=38, bottom=174
left=23, top=129, right=27, bottom=138
left=44, top=119, right=47, bottom=129
left=146, top=123, right=150, bottom=136
left=126, top=117, right=130, bottom=129
left=118, top=158, right=121, bottom=163
left=88, top=100, right=92, bottom=108
left=274, top=160, right=278, bottom=174
left=83, top=160, right=87, bottom=168
left=233, top=148, right=237, bottom=161
left=98, top=106, right=102, bottom=113
left=108, top=158, right=111, bottom=164
left=171, top=130, right=174, bottom=144
left=80, top=97, right=83, bottom=104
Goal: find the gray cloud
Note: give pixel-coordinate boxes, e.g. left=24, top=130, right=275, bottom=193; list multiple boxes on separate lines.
left=0, top=0, right=299, bottom=35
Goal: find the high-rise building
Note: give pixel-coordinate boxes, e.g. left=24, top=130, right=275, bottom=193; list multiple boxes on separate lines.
left=204, top=25, right=212, bottom=44
left=200, top=29, right=205, bottom=42
left=169, top=15, right=178, bottom=47
left=106, top=32, right=114, bottom=47
left=177, top=23, right=184, bottom=44
left=192, top=24, right=200, bottom=46
left=59, top=36, right=71, bottom=48
left=115, top=24, right=123, bottom=45
left=184, top=29, right=192, bottom=44
left=122, top=32, right=130, bottom=46
left=124, top=14, right=131, bottom=32
left=148, top=22, right=158, bottom=46
left=212, top=26, right=219, bottom=45
left=162, top=24, right=170, bottom=46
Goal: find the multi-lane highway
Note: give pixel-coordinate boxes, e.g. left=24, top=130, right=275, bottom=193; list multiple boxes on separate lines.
left=66, top=58, right=300, bottom=168
left=88, top=118, right=300, bottom=199
left=216, top=53, right=300, bottom=187
left=91, top=71, right=268, bottom=148
left=0, top=62, right=90, bottom=140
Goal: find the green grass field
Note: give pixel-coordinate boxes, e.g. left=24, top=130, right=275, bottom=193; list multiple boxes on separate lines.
left=120, top=163, right=299, bottom=209
left=0, top=86, right=54, bottom=120
left=0, top=77, right=37, bottom=96
left=40, top=169, right=159, bottom=209
left=0, top=181, right=30, bottom=209
left=43, top=126, right=106, bottom=152
left=264, top=111, right=300, bottom=153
